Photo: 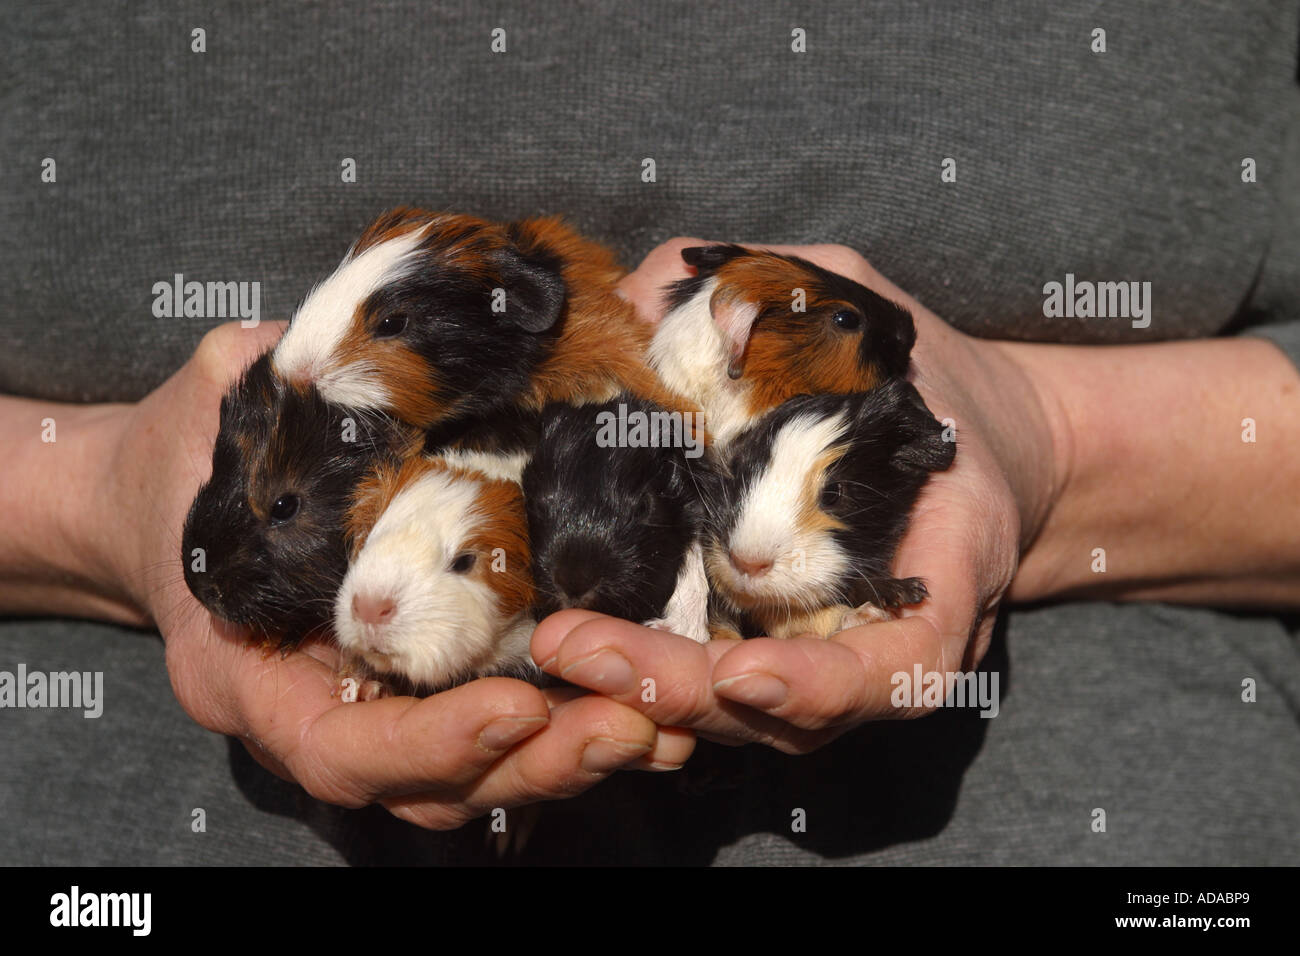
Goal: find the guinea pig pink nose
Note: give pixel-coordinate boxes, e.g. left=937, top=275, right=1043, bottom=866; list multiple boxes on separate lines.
left=352, top=592, right=396, bottom=626
left=729, top=551, right=773, bottom=578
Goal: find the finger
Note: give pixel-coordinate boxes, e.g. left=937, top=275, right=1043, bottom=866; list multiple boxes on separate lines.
left=534, top=610, right=833, bottom=751
left=615, top=236, right=709, bottom=324
left=625, top=724, right=697, bottom=771
left=218, top=641, right=551, bottom=805
left=385, top=694, right=660, bottom=829
left=710, top=615, right=953, bottom=729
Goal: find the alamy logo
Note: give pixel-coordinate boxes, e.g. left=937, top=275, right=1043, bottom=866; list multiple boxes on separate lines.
left=0, top=664, right=103, bottom=718
left=152, top=273, right=261, bottom=327
left=50, top=886, right=151, bottom=936
left=1042, top=273, right=1151, bottom=329
left=890, top=665, right=999, bottom=718
left=594, top=403, right=704, bottom=459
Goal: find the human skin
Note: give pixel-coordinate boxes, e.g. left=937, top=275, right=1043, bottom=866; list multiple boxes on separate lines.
left=2, top=240, right=1296, bottom=821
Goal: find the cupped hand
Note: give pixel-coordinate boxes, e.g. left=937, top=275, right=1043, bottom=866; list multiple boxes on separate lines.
left=533, top=239, right=1064, bottom=752
left=99, top=322, right=693, bottom=829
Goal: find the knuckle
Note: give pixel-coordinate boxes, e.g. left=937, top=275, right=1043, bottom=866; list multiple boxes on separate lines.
left=817, top=244, right=873, bottom=279
left=193, top=322, right=246, bottom=365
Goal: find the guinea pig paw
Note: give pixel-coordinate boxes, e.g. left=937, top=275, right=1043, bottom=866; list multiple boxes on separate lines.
left=838, top=603, right=894, bottom=631
left=336, top=677, right=361, bottom=703
left=335, top=676, right=390, bottom=703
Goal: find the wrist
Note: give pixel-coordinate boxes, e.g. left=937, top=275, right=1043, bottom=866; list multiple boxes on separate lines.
left=0, top=398, right=147, bottom=625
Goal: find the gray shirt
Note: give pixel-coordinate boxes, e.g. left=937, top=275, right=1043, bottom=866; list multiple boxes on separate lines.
left=1, top=1, right=1297, bottom=865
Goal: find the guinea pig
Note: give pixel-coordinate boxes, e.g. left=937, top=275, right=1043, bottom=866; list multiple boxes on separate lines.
left=271, top=207, right=686, bottom=434
left=701, top=380, right=955, bottom=640
left=523, top=397, right=712, bottom=643
left=650, top=243, right=918, bottom=445
left=182, top=350, right=414, bottom=646
left=334, top=454, right=537, bottom=695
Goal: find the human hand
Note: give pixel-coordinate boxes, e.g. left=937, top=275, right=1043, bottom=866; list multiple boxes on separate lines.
left=98, top=322, right=693, bottom=828
left=533, top=238, right=1064, bottom=752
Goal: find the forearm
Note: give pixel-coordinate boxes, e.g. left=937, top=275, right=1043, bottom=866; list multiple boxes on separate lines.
left=0, top=396, right=146, bottom=625
left=1006, top=337, right=1300, bottom=607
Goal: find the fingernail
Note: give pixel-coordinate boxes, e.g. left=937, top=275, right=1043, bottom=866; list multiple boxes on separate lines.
left=477, top=716, right=548, bottom=752
left=581, top=737, right=652, bottom=773
left=642, top=760, right=685, bottom=772
left=713, top=673, right=788, bottom=710
left=560, top=649, right=635, bottom=695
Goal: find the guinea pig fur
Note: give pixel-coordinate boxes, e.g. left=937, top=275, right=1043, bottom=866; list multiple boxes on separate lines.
left=272, top=207, right=684, bottom=433
left=702, top=381, right=955, bottom=640
left=182, top=350, right=415, bottom=646
left=651, top=244, right=917, bottom=446
left=335, top=454, right=537, bottom=694
left=523, top=397, right=712, bottom=642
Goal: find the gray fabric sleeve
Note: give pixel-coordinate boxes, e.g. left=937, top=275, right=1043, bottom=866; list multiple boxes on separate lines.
left=1240, top=75, right=1300, bottom=365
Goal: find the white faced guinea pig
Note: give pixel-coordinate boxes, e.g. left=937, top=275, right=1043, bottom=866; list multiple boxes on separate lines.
left=272, top=207, right=684, bottom=435
left=702, top=381, right=955, bottom=641
left=651, top=244, right=917, bottom=446
left=333, top=453, right=537, bottom=696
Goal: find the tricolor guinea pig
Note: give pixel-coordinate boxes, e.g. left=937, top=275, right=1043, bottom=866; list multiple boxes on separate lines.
left=181, top=351, right=414, bottom=646
left=702, top=381, right=955, bottom=640
left=651, top=244, right=917, bottom=445
left=334, top=454, right=537, bottom=696
left=523, top=397, right=712, bottom=643
left=272, top=207, right=681, bottom=435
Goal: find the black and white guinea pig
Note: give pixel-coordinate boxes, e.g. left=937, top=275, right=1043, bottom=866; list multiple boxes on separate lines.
left=523, top=397, right=712, bottom=643
left=272, top=207, right=684, bottom=433
left=182, top=350, right=414, bottom=646
left=334, top=453, right=537, bottom=696
left=701, top=381, right=955, bottom=640
left=651, top=244, right=917, bottom=445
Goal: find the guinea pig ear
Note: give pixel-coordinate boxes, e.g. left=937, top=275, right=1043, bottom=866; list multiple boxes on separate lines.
left=492, top=246, right=567, bottom=333
left=680, top=243, right=749, bottom=276
left=708, top=288, right=762, bottom=380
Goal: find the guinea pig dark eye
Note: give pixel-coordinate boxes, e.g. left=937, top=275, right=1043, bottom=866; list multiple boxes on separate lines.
left=375, top=313, right=409, bottom=338
left=819, top=482, right=846, bottom=511
left=831, top=309, right=862, bottom=332
left=450, top=552, right=476, bottom=574
left=269, top=494, right=300, bottom=525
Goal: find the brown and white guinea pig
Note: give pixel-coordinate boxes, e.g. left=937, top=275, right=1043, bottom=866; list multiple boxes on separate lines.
left=333, top=453, right=538, bottom=696
left=522, top=397, right=712, bottom=643
left=701, top=381, right=955, bottom=641
left=182, top=350, right=415, bottom=647
left=271, top=207, right=685, bottom=438
left=651, top=244, right=918, bottom=446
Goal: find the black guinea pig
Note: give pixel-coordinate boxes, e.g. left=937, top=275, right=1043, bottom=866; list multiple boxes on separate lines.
left=523, top=396, right=712, bottom=641
left=181, top=350, right=414, bottom=646
left=702, top=380, right=956, bottom=640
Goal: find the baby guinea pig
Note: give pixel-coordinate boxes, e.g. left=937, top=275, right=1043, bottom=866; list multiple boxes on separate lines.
left=702, top=380, right=955, bottom=641
left=334, top=454, right=538, bottom=695
left=272, top=206, right=682, bottom=433
left=651, top=244, right=917, bottom=445
left=523, top=397, right=712, bottom=643
left=182, top=351, right=416, bottom=647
